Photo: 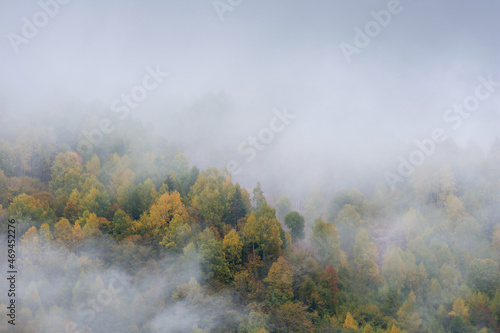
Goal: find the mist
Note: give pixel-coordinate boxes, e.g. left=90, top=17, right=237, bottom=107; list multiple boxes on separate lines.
left=1, top=0, right=499, bottom=198
left=1, top=1, right=499, bottom=332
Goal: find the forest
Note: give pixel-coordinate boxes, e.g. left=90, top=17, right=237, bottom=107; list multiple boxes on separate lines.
left=0, top=117, right=499, bottom=333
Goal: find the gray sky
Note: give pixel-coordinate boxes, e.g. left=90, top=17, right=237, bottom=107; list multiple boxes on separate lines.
left=1, top=0, right=499, bottom=194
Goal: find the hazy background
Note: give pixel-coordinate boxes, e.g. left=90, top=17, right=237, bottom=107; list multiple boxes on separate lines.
left=1, top=0, right=499, bottom=199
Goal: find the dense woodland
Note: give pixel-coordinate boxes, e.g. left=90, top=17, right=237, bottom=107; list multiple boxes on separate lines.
left=0, top=119, right=499, bottom=333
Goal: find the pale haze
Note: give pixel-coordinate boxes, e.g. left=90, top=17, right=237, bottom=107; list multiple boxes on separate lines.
left=1, top=0, right=499, bottom=197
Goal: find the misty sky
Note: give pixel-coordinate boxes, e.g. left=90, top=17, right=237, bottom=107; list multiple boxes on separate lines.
left=1, top=0, right=499, bottom=195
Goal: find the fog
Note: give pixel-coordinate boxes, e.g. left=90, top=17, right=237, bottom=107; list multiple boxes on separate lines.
left=1, top=0, right=498, bottom=200
left=0, top=233, right=245, bottom=332
left=0, top=2, right=500, bottom=332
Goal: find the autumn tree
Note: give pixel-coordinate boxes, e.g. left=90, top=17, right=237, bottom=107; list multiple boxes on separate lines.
left=31, top=191, right=55, bottom=210
left=189, top=173, right=227, bottom=231
left=8, top=193, right=44, bottom=223
left=19, top=226, right=41, bottom=270
left=84, top=154, right=101, bottom=177
left=466, top=258, right=500, bottom=297
left=222, top=229, right=243, bottom=278
left=401, top=207, right=425, bottom=243
left=396, top=291, right=422, bottom=333
left=437, top=164, right=457, bottom=206
left=160, top=214, right=192, bottom=252
left=382, top=246, right=406, bottom=290
left=468, top=292, right=495, bottom=329
left=81, top=212, right=101, bottom=239
left=443, top=193, right=468, bottom=229
left=244, top=214, right=283, bottom=262
left=109, top=168, right=135, bottom=199
left=317, top=264, right=339, bottom=314
left=343, top=312, right=358, bottom=331
left=353, top=229, right=380, bottom=284
left=39, top=223, right=53, bottom=246
left=142, top=190, right=189, bottom=245
left=448, top=297, right=469, bottom=320
left=389, top=325, right=402, bottom=333
left=53, top=218, right=75, bottom=250
left=80, top=186, right=110, bottom=218
left=310, top=218, right=342, bottom=266
left=264, top=256, right=293, bottom=305
left=268, top=301, right=315, bottom=333
left=72, top=222, right=83, bottom=252
left=63, top=199, right=79, bottom=223
left=234, top=252, right=265, bottom=302
left=49, top=152, right=84, bottom=196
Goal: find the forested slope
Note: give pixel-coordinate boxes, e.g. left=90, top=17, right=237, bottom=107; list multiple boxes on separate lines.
left=0, top=121, right=499, bottom=333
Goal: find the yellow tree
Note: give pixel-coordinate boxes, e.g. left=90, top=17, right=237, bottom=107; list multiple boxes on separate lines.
left=438, top=164, right=457, bottom=206
left=443, top=193, right=467, bottom=228
left=343, top=312, right=358, bottom=331
left=244, top=214, right=283, bottom=261
left=448, top=297, right=469, bottom=320
left=389, top=325, right=402, bottom=333
left=109, top=168, right=135, bottom=198
left=222, top=229, right=243, bottom=277
left=234, top=252, right=264, bottom=302
left=8, top=193, right=44, bottom=222
left=190, top=178, right=226, bottom=231
left=80, top=184, right=109, bottom=217
left=53, top=218, right=74, bottom=250
left=85, top=155, right=100, bottom=177
left=63, top=188, right=81, bottom=221
left=20, top=226, right=41, bottom=269
left=264, top=256, right=293, bottom=305
left=160, top=214, right=192, bottom=252
left=401, top=207, right=425, bottom=243
left=39, top=223, right=53, bottom=246
left=81, top=212, right=102, bottom=239
left=144, top=191, right=189, bottom=245
left=382, top=246, right=406, bottom=290
left=49, top=152, right=84, bottom=196
left=396, top=291, right=422, bottom=333
left=353, top=229, right=380, bottom=284
left=269, top=301, right=315, bottom=332
left=72, top=222, right=83, bottom=252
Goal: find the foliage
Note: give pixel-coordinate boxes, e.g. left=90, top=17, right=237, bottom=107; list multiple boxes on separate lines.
left=284, top=211, right=305, bottom=241
left=4, top=121, right=500, bottom=333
